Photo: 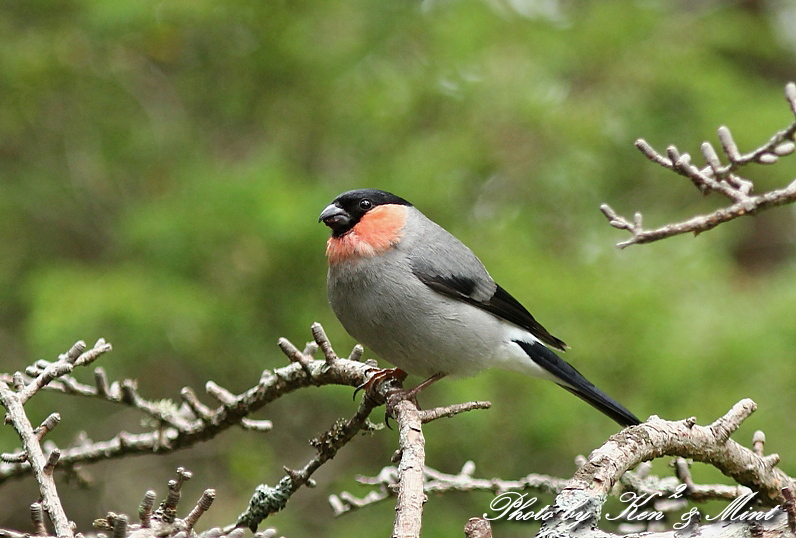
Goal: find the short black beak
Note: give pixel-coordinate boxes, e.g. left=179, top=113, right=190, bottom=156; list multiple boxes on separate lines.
left=319, top=204, right=351, bottom=230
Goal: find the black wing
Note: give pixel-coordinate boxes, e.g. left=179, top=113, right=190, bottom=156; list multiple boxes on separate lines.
left=413, top=269, right=568, bottom=352
left=406, top=211, right=567, bottom=351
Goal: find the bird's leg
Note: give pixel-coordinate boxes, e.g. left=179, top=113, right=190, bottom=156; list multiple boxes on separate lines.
left=385, top=372, right=446, bottom=416
left=404, top=372, right=446, bottom=400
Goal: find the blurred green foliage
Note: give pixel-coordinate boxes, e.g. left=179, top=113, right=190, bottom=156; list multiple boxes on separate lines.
left=2, top=0, right=796, bottom=536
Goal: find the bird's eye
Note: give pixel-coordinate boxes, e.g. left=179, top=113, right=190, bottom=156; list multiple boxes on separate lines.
left=359, top=199, right=372, bottom=210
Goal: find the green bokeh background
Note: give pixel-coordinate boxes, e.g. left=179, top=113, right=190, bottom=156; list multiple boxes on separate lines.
left=2, top=1, right=796, bottom=536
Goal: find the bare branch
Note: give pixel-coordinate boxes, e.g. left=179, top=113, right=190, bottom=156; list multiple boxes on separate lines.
left=35, top=414, right=61, bottom=442
left=347, top=344, right=364, bottom=362
left=390, top=400, right=426, bottom=538
left=0, top=381, right=73, bottom=538
left=0, top=326, right=385, bottom=484
left=228, top=327, right=391, bottom=531
left=30, top=502, right=48, bottom=537
left=754, top=430, right=767, bottom=456
left=571, top=399, right=791, bottom=502
left=539, top=399, right=795, bottom=537
left=330, top=461, right=567, bottom=517
left=276, top=337, right=313, bottom=376
left=327, top=399, right=794, bottom=535
left=230, top=389, right=383, bottom=532
left=418, top=400, right=491, bottom=423
left=310, top=322, right=338, bottom=364
left=3, top=329, right=795, bottom=538
left=602, top=179, right=796, bottom=248
left=464, top=518, right=492, bottom=538
left=183, top=490, right=216, bottom=533
left=16, top=340, right=112, bottom=405
left=603, top=81, right=796, bottom=247
left=139, top=490, right=156, bottom=529
left=81, top=468, right=252, bottom=538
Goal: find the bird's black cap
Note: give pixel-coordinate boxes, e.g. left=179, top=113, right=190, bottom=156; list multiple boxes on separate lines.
left=320, top=189, right=412, bottom=237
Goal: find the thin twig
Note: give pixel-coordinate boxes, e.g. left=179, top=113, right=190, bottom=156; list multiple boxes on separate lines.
left=330, top=461, right=567, bottom=517
left=603, top=81, right=796, bottom=248
left=418, top=401, right=491, bottom=423
left=231, top=390, right=382, bottom=531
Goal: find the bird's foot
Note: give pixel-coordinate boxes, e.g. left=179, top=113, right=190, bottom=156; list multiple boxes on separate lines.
left=353, top=367, right=408, bottom=402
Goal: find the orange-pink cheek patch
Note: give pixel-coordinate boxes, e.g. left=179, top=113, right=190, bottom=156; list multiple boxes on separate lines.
left=326, top=205, right=407, bottom=264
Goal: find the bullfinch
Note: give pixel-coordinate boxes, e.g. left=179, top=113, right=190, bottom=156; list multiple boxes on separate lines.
left=319, top=188, right=640, bottom=427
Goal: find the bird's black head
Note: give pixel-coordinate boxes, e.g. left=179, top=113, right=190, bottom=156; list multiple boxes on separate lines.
left=319, top=189, right=412, bottom=237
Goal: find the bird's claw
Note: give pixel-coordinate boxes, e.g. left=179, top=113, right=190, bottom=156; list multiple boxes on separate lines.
left=353, top=370, right=445, bottom=428
left=352, top=367, right=408, bottom=401
left=382, top=372, right=446, bottom=425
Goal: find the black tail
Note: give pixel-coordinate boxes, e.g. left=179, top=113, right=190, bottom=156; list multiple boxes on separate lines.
left=514, top=340, right=641, bottom=427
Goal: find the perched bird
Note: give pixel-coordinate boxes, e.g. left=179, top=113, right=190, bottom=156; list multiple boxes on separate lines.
left=319, top=189, right=640, bottom=427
